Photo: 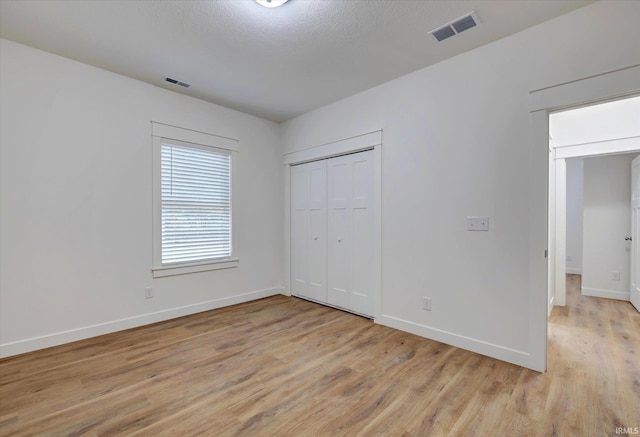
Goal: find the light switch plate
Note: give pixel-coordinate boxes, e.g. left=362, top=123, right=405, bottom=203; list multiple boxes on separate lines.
left=466, top=216, right=489, bottom=231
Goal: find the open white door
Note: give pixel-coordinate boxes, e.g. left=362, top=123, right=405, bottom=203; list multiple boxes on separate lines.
left=631, top=154, right=640, bottom=312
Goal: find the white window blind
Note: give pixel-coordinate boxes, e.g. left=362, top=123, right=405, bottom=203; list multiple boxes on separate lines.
left=161, top=142, right=232, bottom=265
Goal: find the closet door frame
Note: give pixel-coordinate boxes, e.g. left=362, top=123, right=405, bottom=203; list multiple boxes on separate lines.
left=284, top=131, right=382, bottom=322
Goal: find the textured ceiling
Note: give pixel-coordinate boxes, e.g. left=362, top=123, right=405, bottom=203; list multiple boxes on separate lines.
left=0, top=0, right=594, bottom=122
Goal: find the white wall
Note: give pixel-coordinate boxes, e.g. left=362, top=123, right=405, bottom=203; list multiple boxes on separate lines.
left=566, top=159, right=584, bottom=274
left=0, top=39, right=284, bottom=357
left=550, top=97, right=640, bottom=148
left=281, top=0, right=640, bottom=370
left=582, top=154, right=637, bottom=300
left=2, top=1, right=640, bottom=370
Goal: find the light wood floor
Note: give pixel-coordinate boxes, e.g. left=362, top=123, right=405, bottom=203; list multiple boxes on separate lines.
left=1, top=275, right=638, bottom=436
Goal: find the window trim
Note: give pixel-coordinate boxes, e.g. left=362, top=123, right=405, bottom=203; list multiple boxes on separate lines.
left=151, top=122, right=239, bottom=278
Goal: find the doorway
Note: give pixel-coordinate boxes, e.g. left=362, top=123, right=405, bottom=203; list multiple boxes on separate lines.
left=548, top=96, right=640, bottom=313
left=528, top=63, right=640, bottom=372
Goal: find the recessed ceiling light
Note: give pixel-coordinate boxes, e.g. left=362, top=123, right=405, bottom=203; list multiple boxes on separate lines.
left=255, top=0, right=289, bottom=8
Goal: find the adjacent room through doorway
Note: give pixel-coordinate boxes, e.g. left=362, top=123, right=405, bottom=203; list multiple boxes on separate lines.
left=548, top=95, right=640, bottom=315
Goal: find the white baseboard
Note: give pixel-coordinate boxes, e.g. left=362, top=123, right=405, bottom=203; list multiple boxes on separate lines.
left=280, top=287, right=292, bottom=296
left=379, top=315, right=534, bottom=371
left=581, top=287, right=629, bottom=301
left=0, top=286, right=285, bottom=358
left=566, top=268, right=582, bottom=275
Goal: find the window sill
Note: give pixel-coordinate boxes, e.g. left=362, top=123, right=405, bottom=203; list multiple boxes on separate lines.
left=152, top=258, right=239, bottom=278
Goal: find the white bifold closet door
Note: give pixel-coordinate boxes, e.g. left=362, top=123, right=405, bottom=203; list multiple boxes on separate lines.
left=291, top=159, right=328, bottom=303
left=327, top=151, right=374, bottom=316
left=290, top=150, right=374, bottom=317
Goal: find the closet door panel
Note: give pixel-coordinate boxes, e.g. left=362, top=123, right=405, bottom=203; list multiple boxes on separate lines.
left=352, top=207, right=374, bottom=303
left=351, top=156, right=374, bottom=315
left=327, top=160, right=350, bottom=308
left=291, top=166, right=309, bottom=297
left=330, top=162, right=349, bottom=208
left=328, top=207, right=350, bottom=308
left=352, top=158, right=372, bottom=208
left=290, top=160, right=327, bottom=302
left=327, top=150, right=374, bottom=316
left=307, top=162, right=327, bottom=301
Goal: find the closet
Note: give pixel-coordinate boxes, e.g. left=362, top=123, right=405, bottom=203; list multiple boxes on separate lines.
left=291, top=149, right=374, bottom=317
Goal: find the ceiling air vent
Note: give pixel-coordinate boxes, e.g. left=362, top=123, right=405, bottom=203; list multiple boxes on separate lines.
left=432, top=25, right=456, bottom=42
left=430, top=11, right=480, bottom=42
left=164, top=77, right=190, bottom=88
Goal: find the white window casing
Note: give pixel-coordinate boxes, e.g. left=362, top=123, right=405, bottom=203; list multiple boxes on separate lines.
left=151, top=122, right=239, bottom=278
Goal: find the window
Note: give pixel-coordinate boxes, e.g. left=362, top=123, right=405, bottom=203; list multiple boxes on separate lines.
left=152, top=122, right=238, bottom=277
left=161, top=142, right=231, bottom=264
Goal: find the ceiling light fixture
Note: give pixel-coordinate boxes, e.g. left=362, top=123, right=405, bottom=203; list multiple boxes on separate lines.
left=255, top=0, right=289, bottom=8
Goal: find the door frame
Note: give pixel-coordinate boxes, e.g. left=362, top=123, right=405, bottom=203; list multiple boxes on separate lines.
left=551, top=138, right=640, bottom=311
left=529, top=64, right=640, bottom=371
left=632, top=155, right=640, bottom=311
left=283, top=131, right=383, bottom=322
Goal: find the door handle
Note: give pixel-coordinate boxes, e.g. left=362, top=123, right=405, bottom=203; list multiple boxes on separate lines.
left=625, top=236, right=632, bottom=241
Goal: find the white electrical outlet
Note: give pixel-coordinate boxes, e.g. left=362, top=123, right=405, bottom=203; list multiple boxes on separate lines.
left=145, top=287, right=154, bottom=299
left=423, top=297, right=432, bottom=311
left=611, top=271, right=621, bottom=281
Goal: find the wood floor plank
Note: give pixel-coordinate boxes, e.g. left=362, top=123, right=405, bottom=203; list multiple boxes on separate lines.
left=1, top=277, right=639, bottom=436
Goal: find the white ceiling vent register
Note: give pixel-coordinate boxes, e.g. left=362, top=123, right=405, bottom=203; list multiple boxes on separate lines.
left=164, top=77, right=190, bottom=88
left=430, top=12, right=481, bottom=42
